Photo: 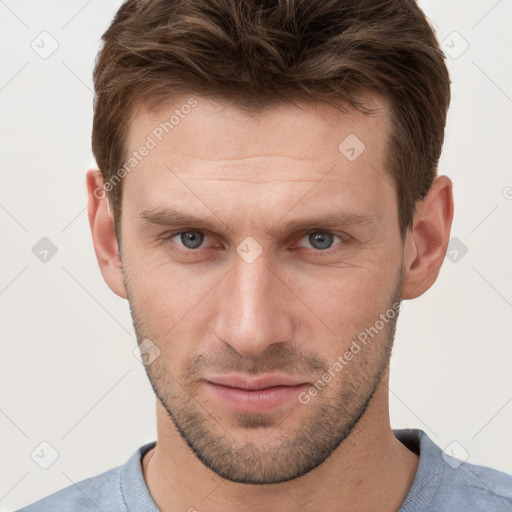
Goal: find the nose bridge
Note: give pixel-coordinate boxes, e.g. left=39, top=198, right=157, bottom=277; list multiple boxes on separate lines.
left=214, top=248, right=293, bottom=356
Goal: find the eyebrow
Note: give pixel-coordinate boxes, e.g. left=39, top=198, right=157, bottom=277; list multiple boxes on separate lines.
left=136, top=206, right=375, bottom=236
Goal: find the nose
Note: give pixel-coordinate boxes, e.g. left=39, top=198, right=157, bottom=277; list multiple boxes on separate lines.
left=214, top=249, right=295, bottom=357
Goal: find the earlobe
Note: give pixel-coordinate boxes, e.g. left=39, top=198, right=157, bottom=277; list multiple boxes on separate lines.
left=402, top=175, right=454, bottom=300
left=86, top=168, right=127, bottom=299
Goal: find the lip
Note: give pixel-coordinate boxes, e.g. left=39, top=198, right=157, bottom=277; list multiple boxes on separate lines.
left=204, top=374, right=309, bottom=412
left=207, top=373, right=307, bottom=390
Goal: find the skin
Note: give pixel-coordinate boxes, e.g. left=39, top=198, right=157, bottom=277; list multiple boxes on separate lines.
left=86, top=93, right=453, bottom=511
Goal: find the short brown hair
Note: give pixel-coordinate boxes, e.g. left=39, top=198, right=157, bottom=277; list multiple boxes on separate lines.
left=92, top=0, right=450, bottom=241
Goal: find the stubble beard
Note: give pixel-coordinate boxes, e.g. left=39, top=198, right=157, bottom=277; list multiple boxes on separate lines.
left=124, top=263, right=404, bottom=484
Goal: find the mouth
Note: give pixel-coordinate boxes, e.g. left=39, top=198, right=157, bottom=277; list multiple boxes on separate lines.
left=203, top=374, right=309, bottom=413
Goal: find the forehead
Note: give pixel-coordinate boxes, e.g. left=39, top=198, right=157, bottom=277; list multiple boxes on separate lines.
left=128, top=93, right=390, bottom=162
left=122, top=93, right=395, bottom=220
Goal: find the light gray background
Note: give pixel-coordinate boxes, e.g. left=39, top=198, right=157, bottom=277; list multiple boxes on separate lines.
left=1, top=0, right=511, bottom=510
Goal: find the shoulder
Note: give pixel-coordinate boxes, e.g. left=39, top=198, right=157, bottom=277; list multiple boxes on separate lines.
left=14, top=464, right=125, bottom=512
left=395, top=428, right=512, bottom=512
left=13, top=441, right=157, bottom=512
left=437, top=457, right=512, bottom=511
left=13, top=466, right=125, bottom=512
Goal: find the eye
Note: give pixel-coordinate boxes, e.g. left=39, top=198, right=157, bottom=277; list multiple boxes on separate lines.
left=162, top=229, right=348, bottom=255
left=295, top=231, right=346, bottom=252
left=165, top=230, right=210, bottom=250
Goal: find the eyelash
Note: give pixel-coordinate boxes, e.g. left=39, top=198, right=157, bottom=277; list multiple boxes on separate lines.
left=160, top=229, right=349, bottom=257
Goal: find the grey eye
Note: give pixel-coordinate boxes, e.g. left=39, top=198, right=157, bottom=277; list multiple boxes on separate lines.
left=307, top=232, right=335, bottom=250
left=178, top=231, right=204, bottom=249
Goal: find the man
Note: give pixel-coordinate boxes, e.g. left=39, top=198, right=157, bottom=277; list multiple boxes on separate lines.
left=17, top=0, right=512, bottom=511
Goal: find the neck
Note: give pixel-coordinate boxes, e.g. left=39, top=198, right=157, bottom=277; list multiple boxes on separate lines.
left=142, top=370, right=419, bottom=512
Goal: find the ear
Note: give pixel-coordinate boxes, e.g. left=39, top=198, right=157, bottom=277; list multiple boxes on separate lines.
left=402, top=175, right=454, bottom=300
left=86, top=169, right=127, bottom=299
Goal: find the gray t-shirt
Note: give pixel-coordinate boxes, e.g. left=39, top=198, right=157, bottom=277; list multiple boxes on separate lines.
left=15, top=429, right=512, bottom=511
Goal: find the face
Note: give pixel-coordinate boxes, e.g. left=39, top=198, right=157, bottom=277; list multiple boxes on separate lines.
left=119, top=94, right=405, bottom=484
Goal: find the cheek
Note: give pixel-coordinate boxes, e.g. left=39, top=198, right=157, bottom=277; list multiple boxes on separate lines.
left=289, top=265, right=395, bottom=352
left=305, top=263, right=385, bottom=306
left=126, top=261, right=217, bottom=356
